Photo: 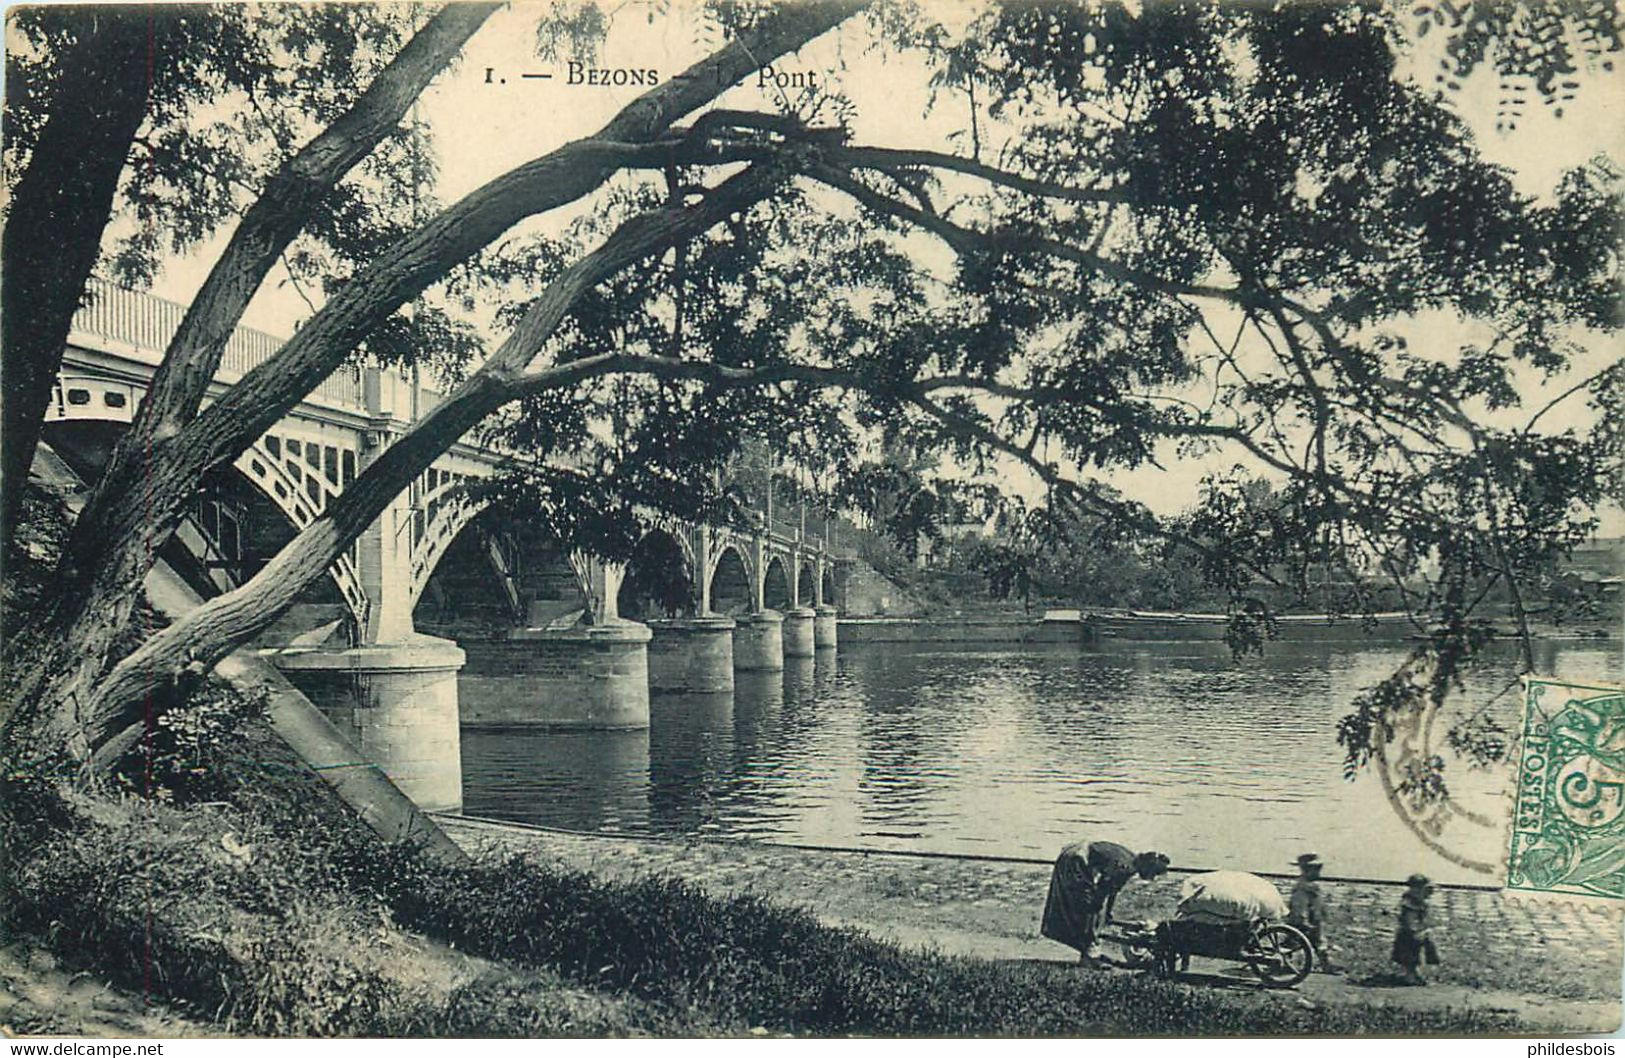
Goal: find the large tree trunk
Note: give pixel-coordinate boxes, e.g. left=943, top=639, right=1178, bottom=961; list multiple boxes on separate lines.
left=0, top=9, right=163, bottom=568
left=9, top=2, right=860, bottom=764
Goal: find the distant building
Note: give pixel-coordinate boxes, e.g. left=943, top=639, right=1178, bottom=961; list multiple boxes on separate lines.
left=1558, top=536, right=1623, bottom=599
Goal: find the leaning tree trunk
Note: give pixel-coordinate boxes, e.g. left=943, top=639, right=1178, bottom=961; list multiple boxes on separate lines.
left=0, top=4, right=495, bottom=745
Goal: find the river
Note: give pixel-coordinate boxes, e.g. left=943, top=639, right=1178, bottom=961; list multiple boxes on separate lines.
left=460, top=637, right=1621, bottom=885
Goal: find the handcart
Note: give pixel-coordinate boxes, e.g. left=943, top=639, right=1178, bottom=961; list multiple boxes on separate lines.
left=1109, top=916, right=1315, bottom=988
left=1100, top=870, right=1315, bottom=988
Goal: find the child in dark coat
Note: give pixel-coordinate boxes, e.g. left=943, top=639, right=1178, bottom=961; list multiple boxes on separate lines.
left=1391, top=873, right=1438, bottom=985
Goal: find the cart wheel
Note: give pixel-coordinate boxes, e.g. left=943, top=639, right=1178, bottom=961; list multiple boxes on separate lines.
left=1247, top=924, right=1313, bottom=987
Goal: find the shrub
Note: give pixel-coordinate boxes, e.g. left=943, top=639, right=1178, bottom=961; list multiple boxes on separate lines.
left=111, top=680, right=270, bottom=804
left=3, top=791, right=706, bottom=1037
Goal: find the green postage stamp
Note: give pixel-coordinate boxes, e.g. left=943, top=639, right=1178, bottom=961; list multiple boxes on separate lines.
left=1507, top=678, right=1625, bottom=899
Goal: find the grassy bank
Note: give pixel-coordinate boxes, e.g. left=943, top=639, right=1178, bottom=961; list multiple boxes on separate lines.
left=2, top=723, right=1537, bottom=1039
left=3, top=777, right=702, bottom=1036
left=379, top=853, right=1531, bottom=1035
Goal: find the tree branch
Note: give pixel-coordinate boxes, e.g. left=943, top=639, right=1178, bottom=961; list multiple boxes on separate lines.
left=893, top=387, right=1291, bottom=590
left=21, top=2, right=864, bottom=758
left=76, top=163, right=794, bottom=752
left=834, top=144, right=1126, bottom=205
left=810, top=163, right=1249, bottom=307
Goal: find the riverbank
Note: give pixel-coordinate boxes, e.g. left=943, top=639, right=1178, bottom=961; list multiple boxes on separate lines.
left=439, top=815, right=1624, bottom=1033
left=839, top=614, right=1621, bottom=645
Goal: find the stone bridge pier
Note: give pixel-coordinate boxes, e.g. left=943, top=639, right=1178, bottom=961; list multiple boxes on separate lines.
left=267, top=372, right=474, bottom=812
left=640, top=526, right=737, bottom=695
left=637, top=524, right=842, bottom=685
left=427, top=518, right=656, bottom=732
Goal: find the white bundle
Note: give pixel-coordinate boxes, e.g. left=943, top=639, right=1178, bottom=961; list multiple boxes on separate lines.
left=1175, top=870, right=1288, bottom=923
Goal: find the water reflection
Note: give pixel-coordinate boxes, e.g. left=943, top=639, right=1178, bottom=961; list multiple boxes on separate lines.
left=648, top=691, right=734, bottom=833
left=460, top=638, right=1621, bottom=882
left=460, top=725, right=649, bottom=833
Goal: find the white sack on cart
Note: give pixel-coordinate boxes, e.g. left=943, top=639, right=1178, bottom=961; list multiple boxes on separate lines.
left=1175, top=870, right=1288, bottom=923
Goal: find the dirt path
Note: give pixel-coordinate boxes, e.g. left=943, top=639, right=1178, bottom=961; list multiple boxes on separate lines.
left=826, top=915, right=1618, bottom=1033
left=440, top=815, right=1623, bottom=1034
left=0, top=943, right=215, bottom=1039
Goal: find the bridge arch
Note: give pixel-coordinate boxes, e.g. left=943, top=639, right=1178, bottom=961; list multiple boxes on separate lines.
left=41, top=401, right=368, bottom=632
left=236, top=434, right=367, bottom=627
left=708, top=542, right=753, bottom=615
left=412, top=506, right=527, bottom=636
left=617, top=526, right=697, bottom=619
left=415, top=498, right=599, bottom=633
left=796, top=560, right=816, bottom=607
left=762, top=554, right=792, bottom=611
left=196, top=461, right=359, bottom=635
left=822, top=565, right=837, bottom=609
left=405, top=465, right=484, bottom=603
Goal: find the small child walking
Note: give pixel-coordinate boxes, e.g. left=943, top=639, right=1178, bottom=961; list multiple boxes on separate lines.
left=1391, top=873, right=1439, bottom=985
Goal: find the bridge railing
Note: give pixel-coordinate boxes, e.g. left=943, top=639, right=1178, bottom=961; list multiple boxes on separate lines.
left=75, top=278, right=365, bottom=410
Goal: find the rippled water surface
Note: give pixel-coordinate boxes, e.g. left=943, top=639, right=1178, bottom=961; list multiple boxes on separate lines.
left=461, top=638, right=1620, bottom=884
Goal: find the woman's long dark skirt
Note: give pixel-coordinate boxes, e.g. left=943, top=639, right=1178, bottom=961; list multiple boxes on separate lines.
left=1040, top=843, right=1102, bottom=952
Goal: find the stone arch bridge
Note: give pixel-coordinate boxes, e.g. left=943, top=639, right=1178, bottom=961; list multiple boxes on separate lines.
left=43, top=279, right=852, bottom=810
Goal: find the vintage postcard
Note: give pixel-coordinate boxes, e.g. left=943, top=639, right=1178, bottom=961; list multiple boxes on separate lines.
left=1, top=0, right=1621, bottom=1044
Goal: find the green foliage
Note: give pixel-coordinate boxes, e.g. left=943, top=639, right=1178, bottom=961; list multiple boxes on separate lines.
left=457, top=3, right=1617, bottom=713
left=5, top=5, right=420, bottom=285
left=112, top=680, right=270, bottom=804
left=617, top=530, right=697, bottom=618
left=1336, top=614, right=1505, bottom=790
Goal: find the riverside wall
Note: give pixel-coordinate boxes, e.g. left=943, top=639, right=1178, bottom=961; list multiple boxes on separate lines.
left=839, top=617, right=1083, bottom=645
left=838, top=613, right=1444, bottom=645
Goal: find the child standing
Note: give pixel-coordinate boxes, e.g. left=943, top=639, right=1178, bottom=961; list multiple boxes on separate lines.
left=1391, top=873, right=1438, bottom=985
left=1287, top=853, right=1336, bottom=972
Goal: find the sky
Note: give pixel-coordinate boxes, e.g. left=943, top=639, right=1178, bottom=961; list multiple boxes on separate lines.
left=136, top=1, right=1625, bottom=528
